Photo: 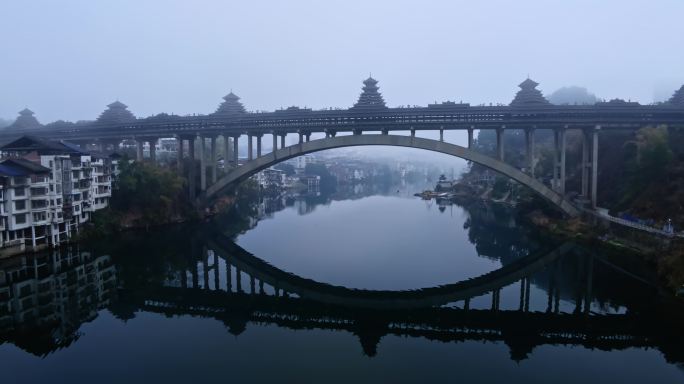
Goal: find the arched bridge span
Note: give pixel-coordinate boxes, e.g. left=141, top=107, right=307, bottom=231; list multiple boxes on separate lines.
left=202, top=134, right=579, bottom=217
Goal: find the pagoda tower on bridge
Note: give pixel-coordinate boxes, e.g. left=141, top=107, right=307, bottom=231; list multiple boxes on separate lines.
left=510, top=78, right=550, bottom=106
left=669, top=85, right=684, bottom=107
left=96, top=101, right=136, bottom=124
left=352, top=76, right=387, bottom=110
left=9, top=108, right=42, bottom=130
left=214, top=92, right=246, bottom=115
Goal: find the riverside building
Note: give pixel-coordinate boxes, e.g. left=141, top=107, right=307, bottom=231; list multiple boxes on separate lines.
left=0, top=136, right=116, bottom=257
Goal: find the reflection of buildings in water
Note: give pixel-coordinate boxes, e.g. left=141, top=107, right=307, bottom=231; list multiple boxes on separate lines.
left=0, top=247, right=116, bottom=355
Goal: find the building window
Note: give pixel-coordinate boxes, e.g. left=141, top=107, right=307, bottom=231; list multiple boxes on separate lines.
left=15, top=200, right=26, bottom=210
left=15, top=214, right=27, bottom=224
left=14, top=188, right=26, bottom=197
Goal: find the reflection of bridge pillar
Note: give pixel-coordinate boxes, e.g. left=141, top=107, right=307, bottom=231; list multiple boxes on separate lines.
left=581, top=129, right=589, bottom=197
left=467, top=126, right=474, bottom=149
left=524, top=277, right=531, bottom=312
left=199, top=136, right=207, bottom=191
left=491, top=289, right=500, bottom=311
left=187, top=136, right=196, bottom=200
left=226, top=262, right=232, bottom=292
left=192, top=260, right=199, bottom=289
left=250, top=276, right=255, bottom=294
left=233, top=135, right=239, bottom=166
left=591, top=126, right=600, bottom=209
left=381, top=129, right=388, bottom=135
left=247, top=134, right=253, bottom=160
left=213, top=251, right=219, bottom=290
left=496, top=126, right=505, bottom=161
left=210, top=136, right=217, bottom=184
left=519, top=278, right=526, bottom=311
left=256, top=134, right=262, bottom=157
left=464, top=297, right=470, bottom=311
left=525, top=128, right=535, bottom=176
left=136, top=140, right=144, bottom=161
left=584, top=254, right=594, bottom=314
left=177, top=137, right=184, bottom=171
left=236, top=267, right=242, bottom=292
left=559, top=127, right=567, bottom=194
left=202, top=247, right=209, bottom=289
left=259, top=280, right=264, bottom=294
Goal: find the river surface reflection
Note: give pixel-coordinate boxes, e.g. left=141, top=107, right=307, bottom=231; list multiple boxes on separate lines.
left=1, top=184, right=684, bottom=383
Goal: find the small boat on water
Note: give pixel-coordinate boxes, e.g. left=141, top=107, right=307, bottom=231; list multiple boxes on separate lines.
left=414, top=190, right=449, bottom=199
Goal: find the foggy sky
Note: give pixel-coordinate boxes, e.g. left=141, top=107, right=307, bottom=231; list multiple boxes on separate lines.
left=1, top=0, right=684, bottom=123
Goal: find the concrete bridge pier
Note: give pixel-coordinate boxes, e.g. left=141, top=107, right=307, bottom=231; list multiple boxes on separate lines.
left=198, top=136, right=207, bottom=191
left=280, top=134, right=286, bottom=148
left=223, top=134, right=232, bottom=169
left=186, top=136, right=196, bottom=199
left=581, top=130, right=590, bottom=198
left=272, top=132, right=278, bottom=152
left=439, top=127, right=444, bottom=142
left=148, top=138, right=157, bottom=163
left=525, top=127, right=535, bottom=175
left=468, top=126, right=474, bottom=149
left=247, top=134, right=253, bottom=161
left=552, top=128, right=567, bottom=194
left=256, top=134, right=263, bottom=157
left=305, top=132, right=311, bottom=142
left=136, top=140, right=144, bottom=161
left=410, top=128, right=416, bottom=137
left=496, top=126, right=505, bottom=161
left=233, top=135, right=240, bottom=166
left=176, top=137, right=184, bottom=171
left=210, top=136, right=217, bottom=184
left=591, top=126, right=600, bottom=208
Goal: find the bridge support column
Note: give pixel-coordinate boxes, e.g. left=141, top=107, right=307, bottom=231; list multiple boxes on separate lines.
left=581, top=130, right=589, bottom=198
left=177, top=137, right=184, bottom=171
left=559, top=127, right=567, bottom=194
left=223, top=135, right=232, bottom=169
left=199, top=136, right=207, bottom=191
left=272, top=132, right=277, bottom=153
left=525, top=128, right=535, bottom=176
left=187, top=136, right=196, bottom=200
left=382, top=129, right=388, bottom=135
left=591, top=126, right=600, bottom=209
left=148, top=139, right=157, bottom=163
left=305, top=133, right=311, bottom=142
left=233, top=135, right=239, bottom=166
left=280, top=134, right=286, bottom=149
left=439, top=128, right=444, bottom=142
left=298, top=131, right=304, bottom=144
left=496, top=126, right=505, bottom=161
left=410, top=129, right=415, bottom=137
left=136, top=140, right=144, bottom=161
left=467, top=126, right=474, bottom=149
left=247, top=134, right=253, bottom=160
left=256, top=134, right=262, bottom=157
left=210, top=136, right=217, bottom=184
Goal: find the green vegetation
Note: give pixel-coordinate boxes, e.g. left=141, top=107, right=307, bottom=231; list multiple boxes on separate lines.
left=85, top=158, right=196, bottom=237
left=304, top=163, right=337, bottom=193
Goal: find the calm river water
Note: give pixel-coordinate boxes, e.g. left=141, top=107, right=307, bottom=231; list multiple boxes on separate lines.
left=1, top=183, right=683, bottom=383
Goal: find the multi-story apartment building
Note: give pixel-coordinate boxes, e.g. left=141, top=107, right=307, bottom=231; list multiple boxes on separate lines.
left=0, top=136, right=116, bottom=257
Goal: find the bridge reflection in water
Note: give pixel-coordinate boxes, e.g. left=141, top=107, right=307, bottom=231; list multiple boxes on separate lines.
left=4, top=232, right=681, bottom=364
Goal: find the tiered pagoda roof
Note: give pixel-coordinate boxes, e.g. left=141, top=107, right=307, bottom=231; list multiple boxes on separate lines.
left=9, top=108, right=42, bottom=130
left=352, top=77, right=387, bottom=110
left=510, top=78, right=550, bottom=107
left=214, top=92, right=246, bottom=115
left=96, top=101, right=136, bottom=124
left=669, top=85, right=684, bottom=107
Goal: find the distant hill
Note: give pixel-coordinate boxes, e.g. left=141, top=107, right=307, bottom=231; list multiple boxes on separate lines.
left=547, top=86, right=598, bottom=105
left=0, top=118, right=12, bottom=128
